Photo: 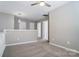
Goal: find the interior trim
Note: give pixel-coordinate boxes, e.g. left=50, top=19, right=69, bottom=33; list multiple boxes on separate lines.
left=49, top=42, right=79, bottom=54
left=6, top=40, right=38, bottom=46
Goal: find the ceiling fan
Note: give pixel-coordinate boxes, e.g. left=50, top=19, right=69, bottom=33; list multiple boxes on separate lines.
left=31, top=1, right=51, bottom=7
left=43, top=14, right=48, bottom=16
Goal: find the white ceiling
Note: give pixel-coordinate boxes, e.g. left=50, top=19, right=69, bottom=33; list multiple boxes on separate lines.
left=0, top=1, right=69, bottom=21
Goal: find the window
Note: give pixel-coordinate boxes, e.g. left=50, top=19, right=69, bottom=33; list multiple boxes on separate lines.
left=37, top=22, right=41, bottom=38
left=18, top=19, right=26, bottom=29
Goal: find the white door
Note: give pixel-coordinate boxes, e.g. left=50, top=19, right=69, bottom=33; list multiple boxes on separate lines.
left=42, top=20, right=48, bottom=40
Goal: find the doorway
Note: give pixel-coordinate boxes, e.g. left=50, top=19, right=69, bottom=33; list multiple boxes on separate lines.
left=37, top=20, right=48, bottom=41
left=42, top=20, right=48, bottom=40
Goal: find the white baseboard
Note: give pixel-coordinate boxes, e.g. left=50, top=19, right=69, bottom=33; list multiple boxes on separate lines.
left=6, top=40, right=38, bottom=46
left=6, top=40, right=48, bottom=46
left=49, top=42, right=79, bottom=54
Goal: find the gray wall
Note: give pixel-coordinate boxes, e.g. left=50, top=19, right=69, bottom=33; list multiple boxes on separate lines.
left=0, top=13, right=14, bottom=32
left=14, top=16, right=19, bottom=29
left=49, top=2, right=79, bottom=51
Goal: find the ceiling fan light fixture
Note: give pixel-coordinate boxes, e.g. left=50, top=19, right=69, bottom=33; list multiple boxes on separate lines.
left=16, top=12, right=24, bottom=16
left=39, top=2, right=45, bottom=6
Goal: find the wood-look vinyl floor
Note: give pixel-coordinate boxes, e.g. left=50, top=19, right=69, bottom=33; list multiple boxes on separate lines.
left=3, top=41, right=79, bottom=57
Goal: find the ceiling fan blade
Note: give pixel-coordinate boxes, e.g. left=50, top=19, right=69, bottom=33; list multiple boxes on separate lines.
left=43, top=14, right=48, bottom=16
left=45, top=2, right=51, bottom=7
left=31, top=1, right=41, bottom=6
left=31, top=3, right=39, bottom=6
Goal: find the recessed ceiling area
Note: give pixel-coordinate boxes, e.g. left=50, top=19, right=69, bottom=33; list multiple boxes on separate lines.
left=0, top=1, right=69, bottom=21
